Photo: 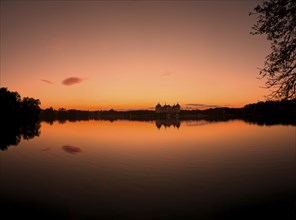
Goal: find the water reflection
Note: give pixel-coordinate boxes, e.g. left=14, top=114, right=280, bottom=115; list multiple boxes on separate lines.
left=155, top=119, right=181, bottom=129
left=0, top=119, right=40, bottom=151
left=184, top=120, right=212, bottom=126
left=41, top=147, right=52, bottom=151
left=0, top=119, right=295, bottom=219
left=62, top=145, right=82, bottom=154
left=243, top=116, right=296, bottom=126
left=42, top=116, right=296, bottom=128
left=1, top=117, right=296, bottom=151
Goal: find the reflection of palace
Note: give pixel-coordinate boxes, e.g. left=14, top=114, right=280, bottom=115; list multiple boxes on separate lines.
left=155, top=119, right=181, bottom=129
left=155, top=103, right=180, bottom=118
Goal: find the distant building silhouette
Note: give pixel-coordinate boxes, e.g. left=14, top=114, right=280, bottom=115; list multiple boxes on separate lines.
left=155, top=103, right=180, bottom=118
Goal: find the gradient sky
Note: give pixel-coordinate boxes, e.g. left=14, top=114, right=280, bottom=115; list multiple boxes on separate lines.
left=1, top=0, right=271, bottom=110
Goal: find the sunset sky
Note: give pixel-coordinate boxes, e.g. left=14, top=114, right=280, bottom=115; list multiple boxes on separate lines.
left=1, top=0, right=271, bottom=110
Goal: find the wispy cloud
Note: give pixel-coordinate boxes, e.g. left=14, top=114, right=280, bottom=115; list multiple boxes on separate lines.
left=62, top=145, right=82, bottom=154
left=62, top=77, right=83, bottom=86
left=186, top=103, right=224, bottom=109
left=41, top=79, right=53, bottom=84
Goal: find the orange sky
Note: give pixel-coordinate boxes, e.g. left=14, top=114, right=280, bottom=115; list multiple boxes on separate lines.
left=1, top=1, right=271, bottom=110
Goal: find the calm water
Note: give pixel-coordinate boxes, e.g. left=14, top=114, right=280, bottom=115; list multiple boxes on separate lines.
left=1, top=120, right=296, bottom=219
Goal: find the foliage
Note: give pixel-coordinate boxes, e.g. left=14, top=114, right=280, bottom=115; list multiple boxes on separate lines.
left=250, top=0, right=296, bottom=100
left=22, top=97, right=41, bottom=116
left=244, top=98, right=296, bottom=115
left=0, top=87, right=41, bottom=150
left=0, top=87, right=41, bottom=119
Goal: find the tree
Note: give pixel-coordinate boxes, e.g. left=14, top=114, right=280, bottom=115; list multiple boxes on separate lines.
left=0, top=88, right=41, bottom=150
left=0, top=87, right=21, bottom=115
left=21, top=97, right=41, bottom=116
left=250, top=0, right=296, bottom=100
left=0, top=87, right=41, bottom=119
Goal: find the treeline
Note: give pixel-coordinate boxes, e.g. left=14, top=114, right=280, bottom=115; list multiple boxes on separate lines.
left=2, top=87, right=295, bottom=149
left=186, top=99, right=296, bottom=125
left=0, top=87, right=41, bottom=121
left=0, top=87, right=41, bottom=150
left=2, top=87, right=295, bottom=123
left=243, top=99, right=296, bottom=116
left=40, top=99, right=296, bottom=124
left=186, top=99, right=296, bottom=119
left=40, top=108, right=156, bottom=124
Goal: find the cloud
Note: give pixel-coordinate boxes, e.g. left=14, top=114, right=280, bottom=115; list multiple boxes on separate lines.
left=62, top=145, right=82, bottom=154
left=62, top=77, right=83, bottom=86
left=41, top=79, right=53, bottom=84
left=186, top=103, right=224, bottom=109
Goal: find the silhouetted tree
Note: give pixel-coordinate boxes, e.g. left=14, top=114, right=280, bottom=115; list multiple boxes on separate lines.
left=41, top=107, right=55, bottom=124
left=0, top=87, right=41, bottom=119
left=250, top=0, right=296, bottom=100
left=21, top=97, right=41, bottom=118
left=0, top=87, right=21, bottom=116
left=0, top=87, right=41, bottom=150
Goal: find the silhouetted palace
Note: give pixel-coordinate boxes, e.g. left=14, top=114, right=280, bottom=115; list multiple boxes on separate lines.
left=155, top=103, right=180, bottom=118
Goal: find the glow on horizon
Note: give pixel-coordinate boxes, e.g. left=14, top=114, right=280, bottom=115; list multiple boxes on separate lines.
left=1, top=1, right=270, bottom=110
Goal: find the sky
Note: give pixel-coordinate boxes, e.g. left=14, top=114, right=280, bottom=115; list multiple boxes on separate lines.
left=0, top=0, right=271, bottom=110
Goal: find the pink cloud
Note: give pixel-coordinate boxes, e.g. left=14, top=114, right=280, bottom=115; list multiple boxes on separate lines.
left=41, top=79, right=53, bottom=84
left=62, top=77, right=82, bottom=86
left=62, top=145, right=82, bottom=154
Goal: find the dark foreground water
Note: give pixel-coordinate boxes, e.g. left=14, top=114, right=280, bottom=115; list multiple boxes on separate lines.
left=0, top=120, right=295, bottom=219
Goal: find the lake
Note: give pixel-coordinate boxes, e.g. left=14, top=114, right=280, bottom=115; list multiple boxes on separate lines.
left=0, top=120, right=295, bottom=219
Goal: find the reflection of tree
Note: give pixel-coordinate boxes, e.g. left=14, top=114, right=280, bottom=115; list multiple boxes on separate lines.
left=1, top=123, right=21, bottom=150
left=0, top=120, right=40, bottom=151
left=21, top=120, right=41, bottom=140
